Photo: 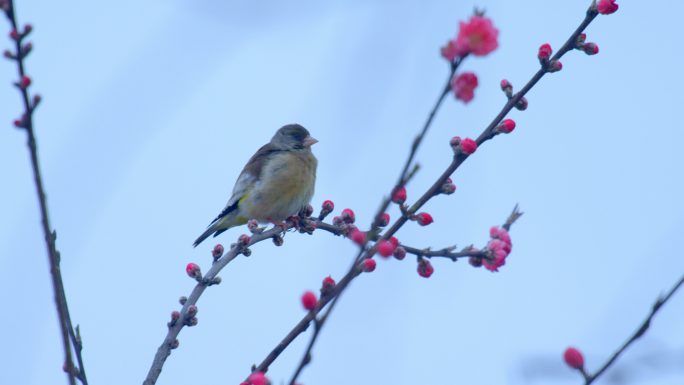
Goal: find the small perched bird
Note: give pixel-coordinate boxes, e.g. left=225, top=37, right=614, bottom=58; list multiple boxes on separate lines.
left=193, top=124, right=318, bottom=247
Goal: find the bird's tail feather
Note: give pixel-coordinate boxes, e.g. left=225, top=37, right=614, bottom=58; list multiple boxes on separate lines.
left=193, top=221, right=222, bottom=248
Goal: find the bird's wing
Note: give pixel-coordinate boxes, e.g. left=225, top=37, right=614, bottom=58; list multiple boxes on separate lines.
left=208, top=143, right=284, bottom=226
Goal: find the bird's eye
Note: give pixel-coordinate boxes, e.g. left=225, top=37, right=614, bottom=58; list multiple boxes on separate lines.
left=293, top=133, right=303, bottom=141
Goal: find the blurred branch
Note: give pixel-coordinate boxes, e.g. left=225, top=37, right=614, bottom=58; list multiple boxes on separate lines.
left=2, top=1, right=86, bottom=384
left=583, top=272, right=684, bottom=385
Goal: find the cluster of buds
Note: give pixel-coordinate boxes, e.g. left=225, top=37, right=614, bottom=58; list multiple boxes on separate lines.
left=494, top=119, right=516, bottom=135
left=440, top=178, right=456, bottom=195
left=335, top=208, right=362, bottom=238
left=472, top=226, right=513, bottom=272
left=574, top=33, right=599, bottom=55
left=417, top=258, right=434, bottom=278
left=450, top=136, right=477, bottom=155
left=301, top=291, right=318, bottom=310
left=500, top=79, right=527, bottom=110
left=297, top=210, right=317, bottom=235
left=321, top=276, right=336, bottom=296
left=319, top=200, right=334, bottom=220
left=410, top=212, right=434, bottom=226
left=244, top=372, right=270, bottom=385
left=597, top=0, right=618, bottom=15
left=538, top=43, right=562, bottom=73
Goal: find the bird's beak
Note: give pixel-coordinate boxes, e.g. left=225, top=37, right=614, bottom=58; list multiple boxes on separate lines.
left=303, top=136, right=318, bottom=147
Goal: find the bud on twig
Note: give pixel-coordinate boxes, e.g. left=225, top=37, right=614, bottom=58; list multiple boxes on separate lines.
left=170, top=339, right=180, bottom=349
left=186, top=263, right=201, bottom=279
left=417, top=258, right=434, bottom=278
left=179, top=296, right=187, bottom=305
left=515, top=96, right=528, bottom=111
left=393, top=246, right=406, bottom=260
left=391, top=186, right=407, bottom=205
left=186, top=305, right=198, bottom=318
left=301, top=291, right=318, bottom=310
left=272, top=235, right=283, bottom=246
left=321, top=276, right=336, bottom=296
left=547, top=60, right=562, bottom=73
left=320, top=200, right=334, bottom=219
left=212, top=244, right=224, bottom=259
left=359, top=258, right=376, bottom=273
left=378, top=213, right=390, bottom=227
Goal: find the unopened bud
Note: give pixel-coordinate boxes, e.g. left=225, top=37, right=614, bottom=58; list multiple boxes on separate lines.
left=341, top=208, right=355, bottom=223
left=350, top=230, right=367, bottom=245
left=3, top=50, right=14, bottom=59
left=23, top=24, right=32, bottom=35
left=515, top=96, right=528, bottom=111
left=303, top=204, right=313, bottom=217
left=237, top=234, right=250, bottom=246
left=576, top=33, right=587, bottom=46
left=417, top=258, right=434, bottom=278
left=170, top=339, right=180, bottom=349
left=583, top=42, right=599, bottom=55
left=272, top=235, right=283, bottom=246
left=186, top=263, right=201, bottom=279
left=391, top=186, right=407, bottom=204
left=393, top=246, right=406, bottom=260
left=211, top=276, right=222, bottom=285
left=32, top=94, right=41, bottom=108
left=247, top=219, right=260, bottom=233
left=19, top=76, right=31, bottom=88
left=547, top=60, right=562, bottom=73
left=187, top=305, right=198, bottom=317
left=242, top=248, right=251, bottom=257
left=171, top=311, right=180, bottom=322
left=179, top=296, right=187, bottom=305
left=360, top=258, right=376, bottom=272
left=186, top=317, right=198, bottom=327
left=212, top=244, right=224, bottom=258
left=321, top=276, right=336, bottom=296
left=378, top=213, right=390, bottom=227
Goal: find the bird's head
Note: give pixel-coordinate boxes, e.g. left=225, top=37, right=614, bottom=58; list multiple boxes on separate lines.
left=271, top=124, right=318, bottom=150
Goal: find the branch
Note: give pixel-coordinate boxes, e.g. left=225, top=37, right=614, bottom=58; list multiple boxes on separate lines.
left=2, top=1, right=86, bottom=384
left=583, top=272, right=684, bottom=385
left=281, top=3, right=600, bottom=383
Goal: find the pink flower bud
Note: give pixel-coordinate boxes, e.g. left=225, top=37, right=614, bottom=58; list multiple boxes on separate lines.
left=577, top=33, right=587, bottom=45
left=186, top=263, right=200, bottom=278
left=321, top=276, right=336, bottom=295
left=272, top=235, right=283, bottom=246
left=388, top=237, right=399, bottom=247
left=186, top=317, right=198, bottom=326
left=538, top=43, right=552, bottom=61
left=187, top=305, right=198, bottom=317
left=237, top=234, right=250, bottom=246
left=597, top=0, right=618, bottom=15
left=332, top=216, right=343, bottom=226
left=321, top=200, right=334, bottom=215
left=171, top=311, right=180, bottom=322
left=212, top=244, right=224, bottom=258
left=350, top=229, right=367, bottom=245
left=415, top=213, right=434, bottom=226
left=548, top=60, right=562, bottom=73
left=179, top=296, right=187, bottom=305
left=170, top=339, right=179, bottom=349
left=341, top=208, right=355, bottom=223
left=515, top=96, right=528, bottom=111
left=417, top=258, right=434, bottom=278
left=301, top=291, right=318, bottom=310
left=377, top=240, right=396, bottom=258
left=248, top=372, right=269, bottom=385
left=500, top=79, right=512, bottom=92
left=391, top=186, right=407, bottom=204
left=450, top=136, right=461, bottom=147
left=393, top=246, right=406, bottom=260
left=304, top=204, right=313, bottom=217
left=378, top=213, right=390, bottom=227
left=23, top=24, right=32, bottom=34
left=500, top=119, right=516, bottom=133
left=360, top=259, right=376, bottom=272
left=583, top=42, right=599, bottom=55
left=563, top=347, right=584, bottom=369
left=9, top=30, right=18, bottom=40
left=19, top=76, right=31, bottom=88
left=460, top=138, right=477, bottom=154
left=13, top=119, right=23, bottom=128
left=247, top=219, right=259, bottom=232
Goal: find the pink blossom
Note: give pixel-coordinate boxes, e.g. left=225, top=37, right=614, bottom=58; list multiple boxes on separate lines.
left=450, top=72, right=478, bottom=103
left=248, top=372, right=269, bottom=385
left=301, top=291, right=318, bottom=310
left=377, top=240, right=396, bottom=258
left=483, top=240, right=508, bottom=272
left=440, top=39, right=468, bottom=62
left=597, top=0, right=618, bottom=15
left=455, top=16, right=499, bottom=56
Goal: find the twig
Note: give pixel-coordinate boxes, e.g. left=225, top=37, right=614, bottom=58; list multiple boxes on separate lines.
left=583, top=273, right=684, bottom=385
left=2, top=1, right=86, bottom=384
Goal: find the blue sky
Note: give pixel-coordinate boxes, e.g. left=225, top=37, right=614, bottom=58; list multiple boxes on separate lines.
left=1, top=1, right=683, bottom=384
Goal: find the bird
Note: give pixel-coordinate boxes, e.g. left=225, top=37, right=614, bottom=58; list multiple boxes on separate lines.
left=193, top=124, right=318, bottom=247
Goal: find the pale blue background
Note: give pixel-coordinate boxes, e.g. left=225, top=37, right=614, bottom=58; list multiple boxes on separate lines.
left=1, top=1, right=683, bottom=384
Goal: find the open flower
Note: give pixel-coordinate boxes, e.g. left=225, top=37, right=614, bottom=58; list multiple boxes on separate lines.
left=454, top=16, right=499, bottom=56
